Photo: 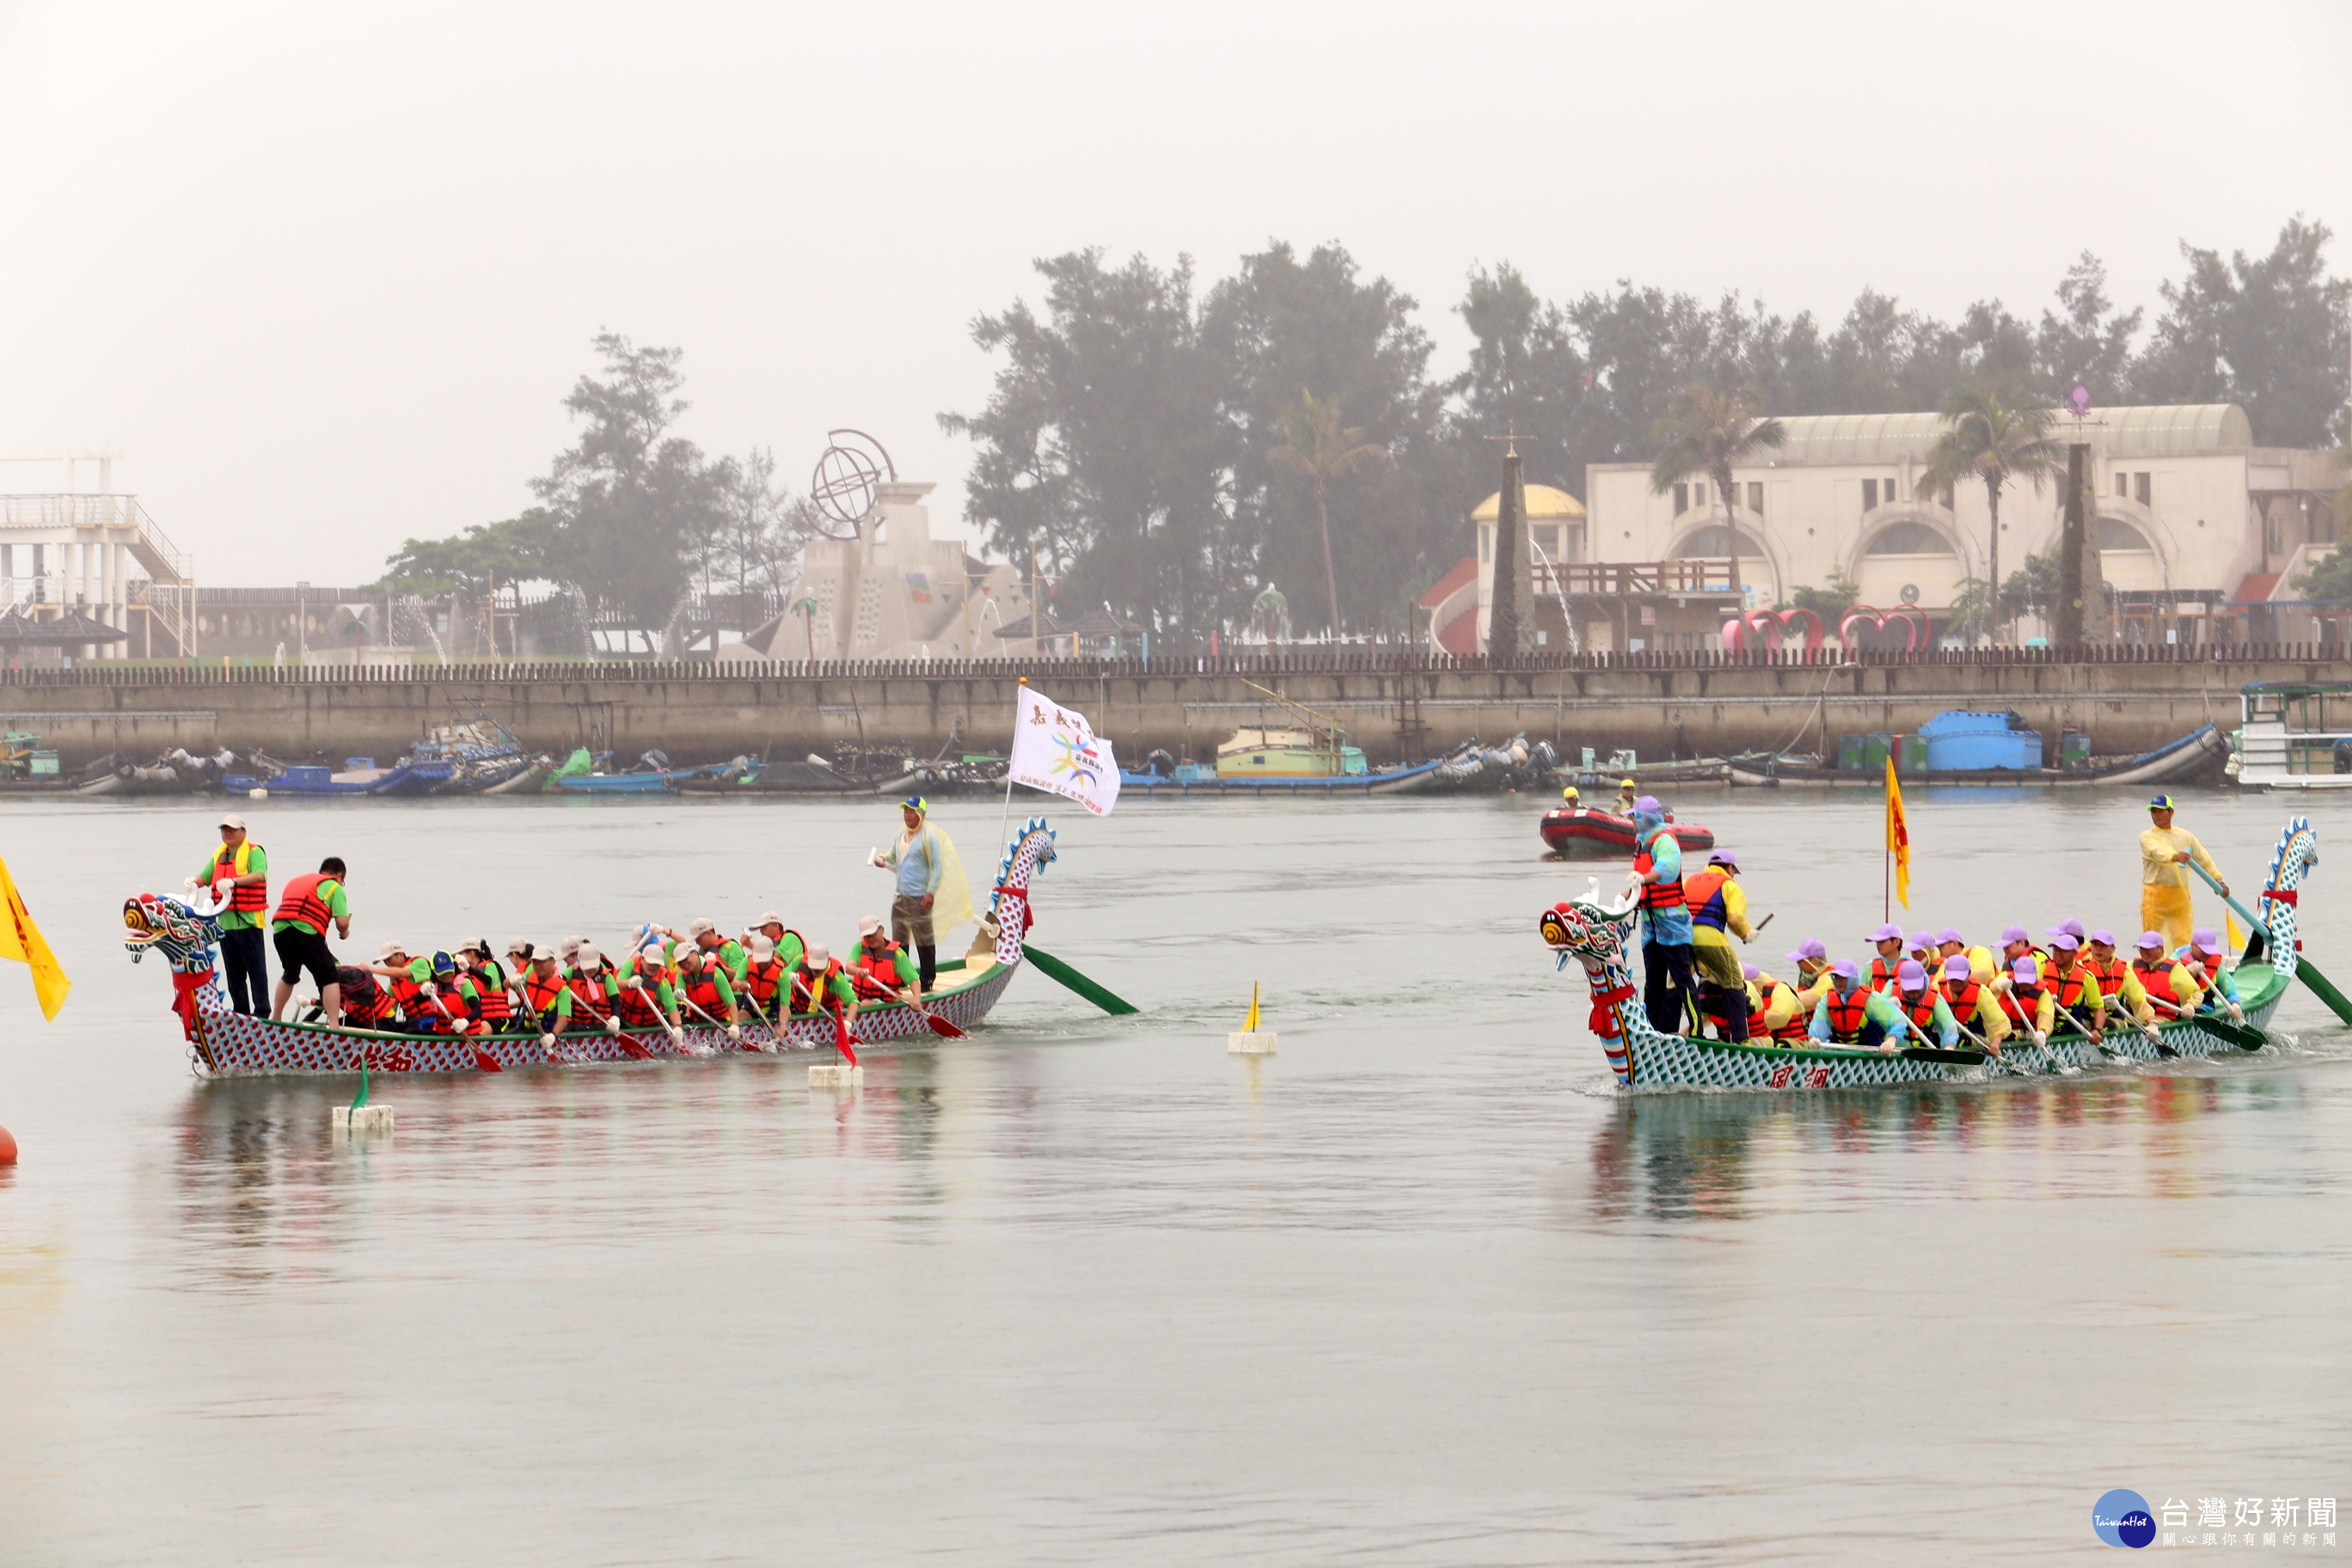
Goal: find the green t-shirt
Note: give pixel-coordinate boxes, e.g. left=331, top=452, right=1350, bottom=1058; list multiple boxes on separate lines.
left=792, top=965, right=859, bottom=1014
left=268, top=878, right=347, bottom=936
left=198, top=843, right=269, bottom=930
left=714, top=938, right=747, bottom=988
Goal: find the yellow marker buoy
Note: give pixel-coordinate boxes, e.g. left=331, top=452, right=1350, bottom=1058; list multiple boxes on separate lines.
left=1228, top=981, right=1276, bottom=1054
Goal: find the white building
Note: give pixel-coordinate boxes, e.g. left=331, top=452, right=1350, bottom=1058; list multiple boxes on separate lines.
left=0, top=449, right=194, bottom=659
left=1582, top=404, right=2343, bottom=646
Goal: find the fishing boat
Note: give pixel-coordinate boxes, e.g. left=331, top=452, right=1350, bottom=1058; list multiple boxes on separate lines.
left=1729, top=721, right=2228, bottom=788
left=217, top=716, right=541, bottom=798
left=2229, top=682, right=2352, bottom=790
left=547, top=749, right=721, bottom=794
left=120, top=820, right=1064, bottom=1076
left=1538, top=807, right=1717, bottom=860
left=1538, top=816, right=2319, bottom=1091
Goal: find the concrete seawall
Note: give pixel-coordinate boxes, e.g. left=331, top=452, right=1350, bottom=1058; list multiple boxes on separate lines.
left=0, top=649, right=2338, bottom=767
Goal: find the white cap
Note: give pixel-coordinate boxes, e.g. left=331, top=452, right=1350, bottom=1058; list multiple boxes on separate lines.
left=377, top=940, right=407, bottom=961
left=749, top=935, right=775, bottom=960
left=858, top=914, right=884, bottom=936
left=530, top=945, right=556, bottom=962
left=218, top=813, right=247, bottom=831
left=576, top=944, right=602, bottom=968
left=559, top=935, right=584, bottom=959
left=804, top=941, right=830, bottom=967
left=687, top=917, right=715, bottom=938
left=756, top=911, right=785, bottom=928
left=638, top=944, right=668, bottom=969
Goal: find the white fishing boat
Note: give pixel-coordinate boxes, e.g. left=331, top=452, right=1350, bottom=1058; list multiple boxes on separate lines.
left=2229, top=682, right=2352, bottom=790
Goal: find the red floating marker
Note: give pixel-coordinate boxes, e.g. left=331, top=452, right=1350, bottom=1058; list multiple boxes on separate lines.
left=0, top=1124, right=16, bottom=1166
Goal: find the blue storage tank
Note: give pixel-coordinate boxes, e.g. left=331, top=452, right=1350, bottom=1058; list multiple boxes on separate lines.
left=1917, top=711, right=2042, bottom=772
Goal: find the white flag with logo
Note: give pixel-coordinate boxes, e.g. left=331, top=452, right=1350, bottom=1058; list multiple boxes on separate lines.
left=1008, top=685, right=1120, bottom=817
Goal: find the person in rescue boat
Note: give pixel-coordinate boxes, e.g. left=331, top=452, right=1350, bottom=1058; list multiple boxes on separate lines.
left=268, top=856, right=352, bottom=1024
left=1807, top=959, right=1907, bottom=1050
left=1937, top=952, right=2007, bottom=1051
left=1560, top=785, right=1581, bottom=807
left=1888, top=959, right=1961, bottom=1049
left=2037, top=932, right=2106, bottom=1041
left=1866, top=924, right=1907, bottom=990
left=1626, top=796, right=1697, bottom=1034
left=1683, top=850, right=1755, bottom=1041
left=2174, top=928, right=2245, bottom=1021
left=1615, top=779, right=1638, bottom=815
left=197, top=812, right=271, bottom=1015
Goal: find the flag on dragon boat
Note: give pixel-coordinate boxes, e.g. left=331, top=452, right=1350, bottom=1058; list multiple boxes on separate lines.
left=1009, top=683, right=1120, bottom=817
left=1883, top=757, right=1911, bottom=912
left=0, top=848, right=70, bottom=1020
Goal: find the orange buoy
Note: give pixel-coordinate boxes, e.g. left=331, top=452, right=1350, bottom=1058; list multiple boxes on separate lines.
left=0, top=1124, right=15, bottom=1165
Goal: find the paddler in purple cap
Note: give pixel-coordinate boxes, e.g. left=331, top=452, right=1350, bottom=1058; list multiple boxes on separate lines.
left=1938, top=952, right=2006, bottom=1051
left=2174, top=928, right=2245, bottom=1022
left=1626, top=795, right=1697, bottom=1033
left=1996, top=954, right=2050, bottom=1049
left=1889, top=959, right=1960, bottom=1049
left=1935, top=926, right=1998, bottom=985
left=1808, top=958, right=1906, bottom=1050
left=2083, top=929, right=2153, bottom=1027
left=1866, top=922, right=1907, bottom=990
left=2038, top=930, right=2106, bottom=1042
left=1759, top=938, right=1831, bottom=1040
left=1995, top=924, right=2046, bottom=993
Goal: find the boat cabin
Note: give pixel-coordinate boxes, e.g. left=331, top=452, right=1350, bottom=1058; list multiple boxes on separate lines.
left=2236, top=683, right=2352, bottom=788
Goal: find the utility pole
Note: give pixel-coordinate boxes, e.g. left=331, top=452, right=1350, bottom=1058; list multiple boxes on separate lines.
left=2055, top=388, right=2109, bottom=646
left=1484, top=425, right=1537, bottom=658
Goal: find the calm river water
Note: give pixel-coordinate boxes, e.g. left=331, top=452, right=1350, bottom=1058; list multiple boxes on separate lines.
left=1, top=787, right=2347, bottom=1564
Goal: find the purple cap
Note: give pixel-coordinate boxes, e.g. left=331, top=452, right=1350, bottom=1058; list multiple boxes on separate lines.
left=1942, top=954, right=1973, bottom=979
left=1871, top=923, right=1905, bottom=943
left=1708, top=850, right=1740, bottom=869
left=2049, top=932, right=2080, bottom=952
left=1908, top=930, right=1935, bottom=950
left=1936, top=927, right=1965, bottom=946
left=2000, top=925, right=2030, bottom=945
left=2049, top=919, right=2086, bottom=940
left=2012, top=955, right=2040, bottom=982
left=1785, top=938, right=1828, bottom=963
left=2136, top=931, right=2165, bottom=951
left=1741, top=963, right=1761, bottom=982
left=1896, top=959, right=1927, bottom=988
left=1632, top=795, right=1663, bottom=815
left=1828, top=959, right=1860, bottom=980
left=2192, top=928, right=2224, bottom=955
left=2088, top=929, right=2116, bottom=947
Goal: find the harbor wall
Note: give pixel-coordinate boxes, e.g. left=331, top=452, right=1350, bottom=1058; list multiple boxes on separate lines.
left=0, top=647, right=2340, bottom=768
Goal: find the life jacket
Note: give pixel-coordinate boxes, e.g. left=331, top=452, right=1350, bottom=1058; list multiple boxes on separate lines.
left=680, top=966, right=731, bottom=1020
left=1868, top=954, right=1902, bottom=990
left=741, top=958, right=786, bottom=1017
left=387, top=968, right=432, bottom=1024
left=567, top=966, right=615, bottom=1021
left=1941, top=977, right=1984, bottom=1027
left=1899, top=989, right=1940, bottom=1032
left=521, top=969, right=570, bottom=1027
left=2132, top=958, right=2183, bottom=1009
left=616, top=965, right=671, bottom=1028
left=207, top=841, right=269, bottom=914
left=851, top=939, right=910, bottom=995
left=337, top=966, right=390, bottom=1026
left=1823, top=984, right=1871, bottom=1042
left=273, top=873, right=337, bottom=931
left=2181, top=950, right=2220, bottom=993
left=1631, top=832, right=1683, bottom=913
left=1681, top=869, right=1730, bottom=932
left=792, top=960, right=849, bottom=1016
left=2000, top=983, right=2043, bottom=1029
left=2082, top=956, right=2128, bottom=1001
left=391, top=969, right=464, bottom=1032
left=1766, top=976, right=1813, bottom=1041
left=2048, top=963, right=2098, bottom=1020
left=470, top=959, right=512, bottom=1024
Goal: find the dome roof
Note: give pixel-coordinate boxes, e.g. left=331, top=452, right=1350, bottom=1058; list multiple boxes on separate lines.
left=1472, top=483, right=1586, bottom=521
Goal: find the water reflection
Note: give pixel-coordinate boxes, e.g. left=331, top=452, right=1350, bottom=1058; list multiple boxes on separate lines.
left=1583, top=1070, right=2296, bottom=1223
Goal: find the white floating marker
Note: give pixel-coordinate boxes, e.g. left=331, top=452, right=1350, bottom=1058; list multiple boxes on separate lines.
left=248, top=787, right=269, bottom=799
left=808, top=1063, right=864, bottom=1090
left=331, top=1105, right=394, bottom=1132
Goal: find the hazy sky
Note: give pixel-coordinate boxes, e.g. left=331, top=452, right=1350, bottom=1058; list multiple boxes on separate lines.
left=1, top=1, right=2344, bottom=586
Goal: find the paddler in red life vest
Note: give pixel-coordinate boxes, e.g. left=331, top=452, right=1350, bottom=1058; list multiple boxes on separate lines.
left=791, top=941, right=861, bottom=1023
left=361, top=941, right=427, bottom=1032
left=267, top=856, right=352, bottom=1024
left=850, top=914, right=922, bottom=1005
left=2130, top=931, right=2202, bottom=1025
left=748, top=911, right=808, bottom=972
left=1866, top=924, right=1907, bottom=991
left=1937, top=953, right=2006, bottom=1052
left=738, top=935, right=788, bottom=1026
left=2039, top=931, right=2106, bottom=1043
left=1761, top=939, right=1833, bottom=1040
left=566, top=944, right=624, bottom=1035
left=672, top=946, right=742, bottom=1042
left=518, top=946, right=575, bottom=1042
left=1994, top=925, right=2046, bottom=995
left=1683, top=851, right=1755, bottom=1040
left=652, top=917, right=749, bottom=991
left=2082, top=929, right=2155, bottom=1030
left=454, top=940, right=515, bottom=1032
left=1889, top=959, right=1961, bottom=1048
left=1807, top=959, right=1907, bottom=1051
left=1626, top=796, right=1698, bottom=1034
left=196, top=812, right=271, bottom=1015
left=2174, top=928, right=2244, bottom=1021
left=1996, top=954, right=2049, bottom=1048
left=333, top=964, right=393, bottom=1029
left=616, top=944, right=686, bottom=1044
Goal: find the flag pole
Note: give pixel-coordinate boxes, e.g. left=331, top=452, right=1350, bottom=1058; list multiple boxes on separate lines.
left=1000, top=677, right=1026, bottom=850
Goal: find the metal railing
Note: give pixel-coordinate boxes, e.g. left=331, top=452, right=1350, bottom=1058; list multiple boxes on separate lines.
left=1534, top=558, right=1739, bottom=596
left=0, top=493, right=193, bottom=654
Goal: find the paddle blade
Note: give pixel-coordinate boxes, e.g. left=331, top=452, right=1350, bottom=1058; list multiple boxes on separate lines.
left=925, top=1009, right=967, bottom=1038
left=614, top=1032, right=654, bottom=1060
left=833, top=1009, right=860, bottom=1066
left=471, top=1048, right=504, bottom=1072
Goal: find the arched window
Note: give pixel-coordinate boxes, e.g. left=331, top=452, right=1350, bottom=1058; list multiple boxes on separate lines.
left=1863, top=522, right=1954, bottom=556
left=1675, top=525, right=1767, bottom=558
left=2096, top=516, right=2153, bottom=552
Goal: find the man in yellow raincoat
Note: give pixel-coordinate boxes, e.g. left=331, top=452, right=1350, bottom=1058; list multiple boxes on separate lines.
left=2141, top=794, right=2225, bottom=951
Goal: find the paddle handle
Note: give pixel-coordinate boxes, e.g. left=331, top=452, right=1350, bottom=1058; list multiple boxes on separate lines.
left=2187, top=861, right=2269, bottom=940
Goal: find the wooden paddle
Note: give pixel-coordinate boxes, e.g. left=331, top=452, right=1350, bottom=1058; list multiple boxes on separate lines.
left=850, top=966, right=967, bottom=1038
left=1884, top=991, right=1985, bottom=1064
left=2144, top=993, right=2264, bottom=1052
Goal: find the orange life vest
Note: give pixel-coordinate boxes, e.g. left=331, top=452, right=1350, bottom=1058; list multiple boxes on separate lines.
left=2000, top=983, right=2043, bottom=1028
left=208, top=842, right=269, bottom=914
left=273, top=873, right=336, bottom=931
left=616, top=965, right=671, bottom=1028
left=1899, top=989, right=1940, bottom=1032
left=2083, top=956, right=2128, bottom=1001
left=2133, top=958, right=2183, bottom=1009
left=1868, top=954, right=1902, bottom=990
left=1823, top=984, right=1871, bottom=1041
left=2048, top=963, right=2098, bottom=1020
left=1681, top=869, right=1731, bottom=931
left=521, top=969, right=569, bottom=1027
left=469, top=959, right=512, bottom=1023
left=567, top=967, right=615, bottom=1020
left=1942, top=977, right=1984, bottom=1026
left=792, top=960, right=850, bottom=1016
left=679, top=966, right=730, bottom=1020
left=1631, top=832, right=1683, bottom=912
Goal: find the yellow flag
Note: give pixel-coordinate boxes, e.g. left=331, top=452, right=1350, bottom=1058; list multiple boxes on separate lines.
left=1243, top=981, right=1261, bottom=1033
left=1883, top=758, right=1911, bottom=910
left=2226, top=908, right=2245, bottom=959
left=0, top=849, right=70, bottom=1020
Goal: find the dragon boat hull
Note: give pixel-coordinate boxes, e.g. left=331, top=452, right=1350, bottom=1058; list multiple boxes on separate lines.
left=183, top=959, right=1020, bottom=1076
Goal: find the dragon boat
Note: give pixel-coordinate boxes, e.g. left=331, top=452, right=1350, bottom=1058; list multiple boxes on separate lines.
left=122, top=819, right=1063, bottom=1077
left=1540, top=817, right=2318, bottom=1092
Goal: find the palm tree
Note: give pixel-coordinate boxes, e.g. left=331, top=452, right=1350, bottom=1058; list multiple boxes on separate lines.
left=1268, top=392, right=1384, bottom=638
left=1914, top=389, right=2063, bottom=646
left=1648, top=385, right=1786, bottom=605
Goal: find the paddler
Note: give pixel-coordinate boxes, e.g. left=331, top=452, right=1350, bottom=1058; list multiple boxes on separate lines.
left=748, top=911, right=807, bottom=972
left=738, top=935, right=788, bottom=1026
left=2175, top=928, right=2245, bottom=1022
left=1889, top=959, right=1961, bottom=1049
left=1907, top=930, right=1937, bottom=968
left=1626, top=795, right=1697, bottom=1034
left=873, top=796, right=946, bottom=995
left=267, top=855, right=352, bottom=1024
left=652, top=917, right=748, bottom=989
left=2141, top=794, right=2226, bottom=950
left=566, top=943, right=624, bottom=1034
left=1808, top=959, right=1906, bottom=1050
left=616, top=944, right=683, bottom=1038
left=333, top=963, right=394, bottom=1029
left=518, top=946, right=575, bottom=1038
left=850, top=914, right=922, bottom=1005
left=455, top=940, right=514, bottom=1032
left=2082, top=929, right=2154, bottom=1029
left=2130, top=931, right=2202, bottom=1025
left=196, top=812, right=270, bottom=1015
left=2038, top=931, right=2106, bottom=1042
left=1866, top=924, right=1907, bottom=990
left=1761, top=938, right=1833, bottom=1042
left=1937, top=953, right=2007, bottom=1051
left=1937, top=927, right=1998, bottom=985
left=1734, top=964, right=1773, bottom=1040
left=674, top=946, right=741, bottom=1037
left=1997, top=955, right=2050, bottom=1049
left=1681, top=850, right=1754, bottom=1042
left=791, top=940, right=862, bottom=1025
left=1994, top=925, right=2046, bottom=992
left=361, top=941, right=431, bottom=1033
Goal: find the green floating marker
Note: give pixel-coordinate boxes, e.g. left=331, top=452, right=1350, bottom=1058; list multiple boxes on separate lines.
left=1024, top=946, right=1139, bottom=1015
